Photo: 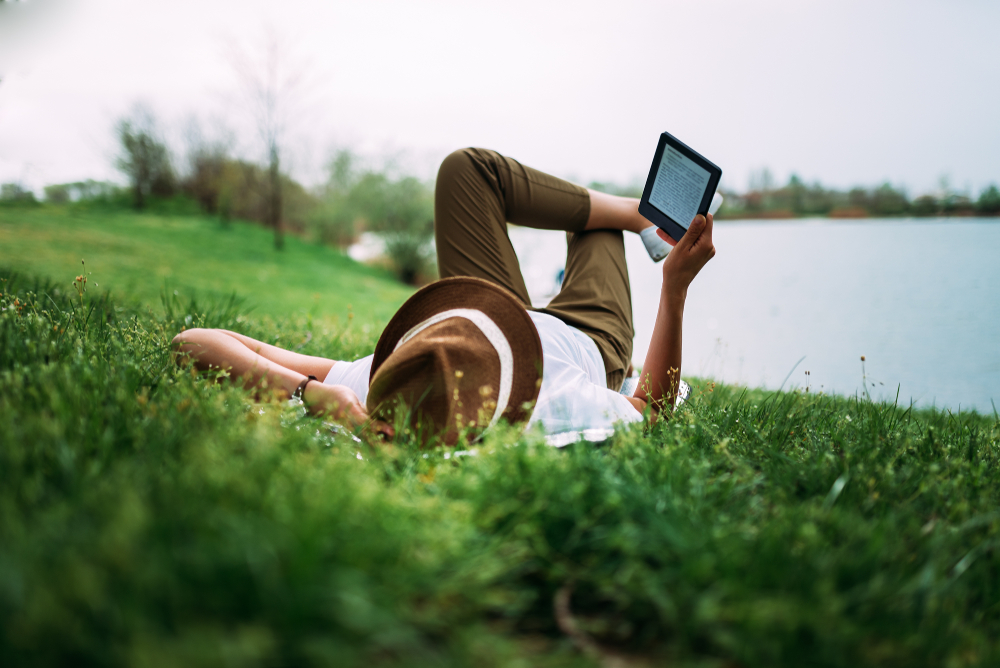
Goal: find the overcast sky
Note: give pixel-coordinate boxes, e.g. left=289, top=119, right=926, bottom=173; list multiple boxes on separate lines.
left=1, top=0, right=998, bottom=195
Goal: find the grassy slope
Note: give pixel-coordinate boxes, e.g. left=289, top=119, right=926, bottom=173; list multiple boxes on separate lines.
left=2, top=208, right=1000, bottom=667
left=0, top=204, right=413, bottom=326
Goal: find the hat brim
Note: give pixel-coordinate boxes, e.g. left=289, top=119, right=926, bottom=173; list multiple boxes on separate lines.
left=370, top=276, right=543, bottom=426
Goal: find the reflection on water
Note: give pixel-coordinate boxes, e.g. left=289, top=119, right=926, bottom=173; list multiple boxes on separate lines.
left=509, top=219, right=1000, bottom=413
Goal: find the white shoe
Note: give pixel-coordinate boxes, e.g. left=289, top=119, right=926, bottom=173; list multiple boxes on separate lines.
left=640, top=193, right=723, bottom=263
left=619, top=376, right=690, bottom=406
left=709, top=192, right=724, bottom=216
left=640, top=226, right=671, bottom=262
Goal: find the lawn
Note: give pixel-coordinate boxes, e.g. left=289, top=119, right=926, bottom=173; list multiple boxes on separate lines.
left=0, top=204, right=414, bottom=326
left=2, top=206, right=1000, bottom=667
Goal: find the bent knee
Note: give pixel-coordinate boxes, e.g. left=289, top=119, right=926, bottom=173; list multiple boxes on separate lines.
left=438, top=147, right=497, bottom=184
left=438, top=148, right=473, bottom=181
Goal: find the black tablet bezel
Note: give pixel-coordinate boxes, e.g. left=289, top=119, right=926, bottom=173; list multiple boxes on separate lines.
left=638, top=131, right=722, bottom=242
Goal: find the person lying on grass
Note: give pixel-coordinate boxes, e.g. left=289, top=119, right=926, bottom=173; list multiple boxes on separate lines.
left=172, top=148, right=716, bottom=445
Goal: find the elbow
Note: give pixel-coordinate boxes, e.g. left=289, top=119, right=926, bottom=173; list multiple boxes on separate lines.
left=172, top=326, right=210, bottom=344
left=628, top=395, right=675, bottom=424
left=171, top=327, right=194, bottom=349
left=625, top=395, right=648, bottom=416
left=171, top=327, right=208, bottom=361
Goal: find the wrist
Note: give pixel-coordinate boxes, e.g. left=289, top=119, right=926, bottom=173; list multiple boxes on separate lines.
left=301, top=381, right=332, bottom=417
left=661, top=283, right=688, bottom=305
left=293, top=375, right=318, bottom=402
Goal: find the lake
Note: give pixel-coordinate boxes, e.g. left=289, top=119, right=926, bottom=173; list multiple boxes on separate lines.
left=508, top=219, right=1000, bottom=414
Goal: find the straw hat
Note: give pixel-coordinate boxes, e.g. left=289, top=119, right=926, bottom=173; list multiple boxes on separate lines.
left=367, top=276, right=543, bottom=445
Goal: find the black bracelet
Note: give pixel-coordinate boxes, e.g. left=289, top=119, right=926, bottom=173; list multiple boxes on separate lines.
left=292, top=375, right=318, bottom=401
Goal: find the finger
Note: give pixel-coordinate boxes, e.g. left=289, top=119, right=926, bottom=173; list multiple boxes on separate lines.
left=655, top=228, right=679, bottom=246
left=678, top=215, right=706, bottom=249
left=687, top=214, right=706, bottom=235
left=371, top=420, right=395, bottom=439
left=701, top=214, right=716, bottom=256
left=693, top=214, right=713, bottom=250
left=347, top=404, right=371, bottom=427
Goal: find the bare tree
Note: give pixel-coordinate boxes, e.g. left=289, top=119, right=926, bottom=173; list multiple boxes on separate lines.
left=228, top=29, right=308, bottom=250
left=182, top=116, right=234, bottom=216
left=115, top=104, right=175, bottom=210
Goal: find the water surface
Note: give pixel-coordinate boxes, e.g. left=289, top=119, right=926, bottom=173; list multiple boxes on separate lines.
left=509, top=219, right=1000, bottom=413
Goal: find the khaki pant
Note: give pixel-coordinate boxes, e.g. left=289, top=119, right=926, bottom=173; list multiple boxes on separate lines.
left=435, top=148, right=633, bottom=391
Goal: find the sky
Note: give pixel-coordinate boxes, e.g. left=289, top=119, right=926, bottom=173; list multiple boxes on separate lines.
left=1, top=0, right=998, bottom=196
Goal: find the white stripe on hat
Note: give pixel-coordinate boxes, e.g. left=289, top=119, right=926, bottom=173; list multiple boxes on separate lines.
left=395, top=308, right=513, bottom=428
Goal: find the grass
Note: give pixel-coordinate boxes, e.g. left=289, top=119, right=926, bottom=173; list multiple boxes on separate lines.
left=2, top=208, right=1000, bottom=666
left=0, top=204, right=414, bottom=326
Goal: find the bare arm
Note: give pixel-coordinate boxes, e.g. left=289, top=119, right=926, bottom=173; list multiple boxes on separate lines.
left=626, top=213, right=716, bottom=418
left=172, top=328, right=392, bottom=437
left=584, top=189, right=650, bottom=234
left=172, top=328, right=336, bottom=393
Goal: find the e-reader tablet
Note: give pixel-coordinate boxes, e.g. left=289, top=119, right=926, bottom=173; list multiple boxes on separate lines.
left=638, top=132, right=722, bottom=242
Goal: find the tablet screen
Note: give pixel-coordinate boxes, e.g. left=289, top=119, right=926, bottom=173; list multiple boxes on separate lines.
left=648, top=146, right=712, bottom=230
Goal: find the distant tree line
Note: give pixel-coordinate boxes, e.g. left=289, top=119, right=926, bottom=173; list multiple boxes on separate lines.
left=716, top=171, right=1000, bottom=219
left=585, top=172, right=1000, bottom=219
left=4, top=124, right=997, bottom=283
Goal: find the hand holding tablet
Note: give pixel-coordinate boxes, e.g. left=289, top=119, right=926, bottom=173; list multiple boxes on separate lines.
left=638, top=132, right=723, bottom=242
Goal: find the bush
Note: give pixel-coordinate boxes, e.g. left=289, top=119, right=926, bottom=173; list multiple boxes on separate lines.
left=314, top=152, right=436, bottom=283
left=353, top=173, right=435, bottom=283
left=115, top=107, right=176, bottom=210
left=870, top=182, right=910, bottom=216
left=977, top=184, right=1000, bottom=216
left=209, top=159, right=317, bottom=233
left=43, top=180, right=123, bottom=206
left=183, top=145, right=229, bottom=215
left=912, top=194, right=939, bottom=217
left=383, top=230, right=434, bottom=285
left=42, top=184, right=71, bottom=204
left=0, top=183, right=37, bottom=205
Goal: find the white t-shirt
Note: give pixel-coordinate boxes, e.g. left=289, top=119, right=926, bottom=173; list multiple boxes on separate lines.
left=323, top=311, right=642, bottom=445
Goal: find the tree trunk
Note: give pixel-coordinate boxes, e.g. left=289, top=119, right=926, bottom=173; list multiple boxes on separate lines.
left=268, top=145, right=284, bottom=250
left=133, top=181, right=145, bottom=210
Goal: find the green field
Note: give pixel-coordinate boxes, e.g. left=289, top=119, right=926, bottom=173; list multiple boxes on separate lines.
left=2, top=206, right=1000, bottom=667
left=0, top=205, right=413, bottom=326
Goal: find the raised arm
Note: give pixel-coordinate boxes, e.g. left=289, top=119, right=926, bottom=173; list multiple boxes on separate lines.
left=626, top=213, right=716, bottom=418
